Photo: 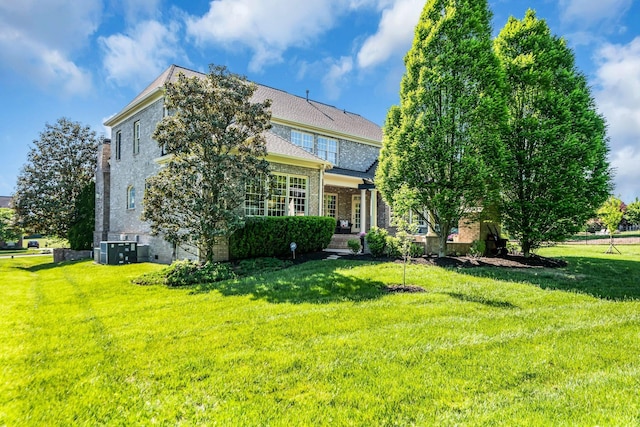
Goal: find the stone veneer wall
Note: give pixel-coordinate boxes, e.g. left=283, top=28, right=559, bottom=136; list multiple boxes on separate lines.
left=106, top=98, right=175, bottom=264
left=270, top=123, right=379, bottom=172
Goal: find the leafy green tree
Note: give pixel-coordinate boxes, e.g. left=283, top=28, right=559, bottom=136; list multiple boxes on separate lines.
left=494, top=10, right=611, bottom=256
left=598, top=196, right=624, bottom=253
left=625, top=198, right=640, bottom=226
left=376, top=0, right=506, bottom=257
left=391, top=185, right=420, bottom=286
left=67, top=182, right=95, bottom=250
left=0, top=207, right=21, bottom=243
left=13, top=118, right=97, bottom=240
left=143, top=65, right=272, bottom=263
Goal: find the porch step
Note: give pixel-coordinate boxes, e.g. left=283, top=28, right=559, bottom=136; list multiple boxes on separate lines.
left=327, top=233, right=360, bottom=250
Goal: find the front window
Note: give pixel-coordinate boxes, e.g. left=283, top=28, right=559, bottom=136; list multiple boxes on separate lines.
left=267, top=175, right=288, bottom=216
left=288, top=176, right=307, bottom=216
left=318, top=137, right=337, bottom=163
left=245, top=174, right=308, bottom=217
left=133, top=121, right=140, bottom=155
left=324, top=193, right=337, bottom=218
left=291, top=130, right=314, bottom=153
left=245, top=178, right=265, bottom=216
left=127, top=186, right=135, bottom=210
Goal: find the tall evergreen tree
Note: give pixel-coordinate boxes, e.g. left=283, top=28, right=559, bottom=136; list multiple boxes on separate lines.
left=143, top=65, right=272, bottom=263
left=377, top=0, right=506, bottom=256
left=67, top=182, right=95, bottom=250
left=0, top=207, right=21, bottom=244
left=494, top=10, right=612, bottom=256
left=13, top=118, right=97, bottom=239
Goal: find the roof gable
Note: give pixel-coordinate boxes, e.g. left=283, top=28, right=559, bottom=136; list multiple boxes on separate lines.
left=107, top=65, right=382, bottom=144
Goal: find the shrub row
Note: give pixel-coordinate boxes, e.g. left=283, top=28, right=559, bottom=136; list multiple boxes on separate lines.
left=229, top=216, right=335, bottom=260
left=366, top=227, right=425, bottom=258
left=132, top=259, right=236, bottom=287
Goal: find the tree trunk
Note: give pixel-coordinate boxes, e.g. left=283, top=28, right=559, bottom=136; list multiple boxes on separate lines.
left=438, top=233, right=448, bottom=257
left=522, top=240, right=531, bottom=258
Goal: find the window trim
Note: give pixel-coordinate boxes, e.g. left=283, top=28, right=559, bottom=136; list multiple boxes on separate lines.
left=133, top=121, right=140, bottom=155
left=115, top=130, right=122, bottom=160
left=244, top=173, right=309, bottom=217
left=127, top=186, right=136, bottom=210
left=324, top=193, right=338, bottom=219
left=317, top=136, right=338, bottom=163
left=291, top=129, right=314, bottom=153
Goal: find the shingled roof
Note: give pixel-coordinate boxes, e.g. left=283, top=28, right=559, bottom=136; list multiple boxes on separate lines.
left=113, top=65, right=382, bottom=144
left=264, top=132, right=327, bottom=164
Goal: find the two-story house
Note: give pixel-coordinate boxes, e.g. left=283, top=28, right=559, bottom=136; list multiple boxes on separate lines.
left=95, top=65, right=390, bottom=263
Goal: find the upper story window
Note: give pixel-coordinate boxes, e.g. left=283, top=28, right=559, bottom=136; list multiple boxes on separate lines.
left=127, top=186, right=135, bottom=210
left=318, top=137, right=337, bottom=163
left=115, top=130, right=122, bottom=160
left=133, top=121, right=140, bottom=155
left=291, top=130, right=314, bottom=153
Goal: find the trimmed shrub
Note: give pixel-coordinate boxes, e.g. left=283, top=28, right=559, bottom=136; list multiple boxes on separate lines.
left=384, top=236, right=401, bottom=257
left=409, top=242, right=425, bottom=258
left=469, top=240, right=486, bottom=258
left=347, top=239, right=361, bottom=254
left=366, top=227, right=388, bottom=257
left=132, top=260, right=236, bottom=287
left=229, top=216, right=335, bottom=260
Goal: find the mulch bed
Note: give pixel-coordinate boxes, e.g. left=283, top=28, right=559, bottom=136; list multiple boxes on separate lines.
left=384, top=284, right=426, bottom=293
left=288, top=251, right=567, bottom=269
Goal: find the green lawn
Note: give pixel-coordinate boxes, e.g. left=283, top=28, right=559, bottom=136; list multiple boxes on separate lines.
left=1, top=246, right=639, bottom=425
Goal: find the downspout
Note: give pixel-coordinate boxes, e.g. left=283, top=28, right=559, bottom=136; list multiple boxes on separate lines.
left=319, top=164, right=325, bottom=216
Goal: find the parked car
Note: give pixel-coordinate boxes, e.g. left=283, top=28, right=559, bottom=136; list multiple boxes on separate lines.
left=27, top=240, right=39, bottom=249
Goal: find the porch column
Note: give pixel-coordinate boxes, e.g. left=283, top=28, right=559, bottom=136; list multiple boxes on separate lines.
left=370, top=189, right=377, bottom=228
left=360, top=188, right=367, bottom=232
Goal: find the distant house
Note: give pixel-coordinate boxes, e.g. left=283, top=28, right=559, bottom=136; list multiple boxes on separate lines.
left=0, top=196, right=23, bottom=249
left=0, top=196, right=11, bottom=209
left=95, top=65, right=392, bottom=263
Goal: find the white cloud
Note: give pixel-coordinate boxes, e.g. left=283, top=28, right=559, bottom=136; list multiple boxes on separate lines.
left=322, top=56, right=354, bottom=100
left=0, top=0, right=100, bottom=95
left=356, top=0, right=423, bottom=69
left=610, top=147, right=640, bottom=201
left=100, top=20, right=184, bottom=88
left=594, top=37, right=640, bottom=201
left=121, top=0, right=162, bottom=23
left=559, top=0, right=632, bottom=28
left=186, top=0, right=345, bottom=72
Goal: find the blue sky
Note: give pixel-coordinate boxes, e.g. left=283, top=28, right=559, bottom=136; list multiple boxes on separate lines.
left=1, top=0, right=639, bottom=202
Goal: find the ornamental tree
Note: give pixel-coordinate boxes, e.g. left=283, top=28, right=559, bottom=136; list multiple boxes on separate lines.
left=377, top=0, right=506, bottom=257
left=0, top=207, right=21, bottom=244
left=143, top=65, right=272, bottom=263
left=493, top=10, right=611, bottom=256
left=598, top=196, right=624, bottom=252
left=13, top=118, right=97, bottom=240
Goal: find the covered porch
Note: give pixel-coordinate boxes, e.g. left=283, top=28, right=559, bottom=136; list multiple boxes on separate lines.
left=322, top=168, right=389, bottom=249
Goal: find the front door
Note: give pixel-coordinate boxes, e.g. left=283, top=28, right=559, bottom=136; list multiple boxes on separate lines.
left=351, top=195, right=361, bottom=232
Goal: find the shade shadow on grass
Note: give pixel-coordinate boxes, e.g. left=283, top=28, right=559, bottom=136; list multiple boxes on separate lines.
left=445, top=292, right=519, bottom=309
left=192, top=261, right=387, bottom=304
left=458, top=256, right=640, bottom=301
left=18, top=258, right=85, bottom=272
